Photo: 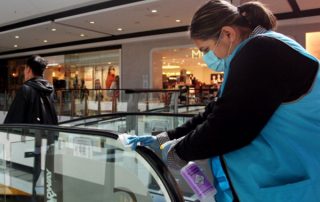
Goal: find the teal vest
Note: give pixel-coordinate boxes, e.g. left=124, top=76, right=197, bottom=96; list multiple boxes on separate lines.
left=213, top=31, right=320, bottom=202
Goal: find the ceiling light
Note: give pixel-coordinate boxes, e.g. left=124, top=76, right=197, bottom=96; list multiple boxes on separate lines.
left=15, top=35, right=20, bottom=39
left=14, top=45, right=18, bottom=48
left=51, top=28, right=57, bottom=31
left=89, top=21, right=95, bottom=24
left=151, top=9, right=157, bottom=13
left=80, top=34, right=85, bottom=37
left=117, top=28, right=123, bottom=31
left=43, top=40, right=48, bottom=43
left=176, top=19, right=181, bottom=23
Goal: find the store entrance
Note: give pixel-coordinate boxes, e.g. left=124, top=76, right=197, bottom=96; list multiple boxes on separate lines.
left=152, top=46, right=223, bottom=104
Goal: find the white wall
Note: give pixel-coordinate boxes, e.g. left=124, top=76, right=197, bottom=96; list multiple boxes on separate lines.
left=121, top=34, right=192, bottom=89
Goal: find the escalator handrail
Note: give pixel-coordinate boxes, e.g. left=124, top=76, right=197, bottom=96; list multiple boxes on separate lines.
left=147, top=103, right=206, bottom=113
left=125, top=89, right=181, bottom=94
left=137, top=146, right=184, bottom=202
left=59, top=112, right=195, bottom=125
left=0, top=123, right=118, bottom=139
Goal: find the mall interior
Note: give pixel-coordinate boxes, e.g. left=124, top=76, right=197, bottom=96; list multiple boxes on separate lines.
left=0, top=0, right=319, bottom=201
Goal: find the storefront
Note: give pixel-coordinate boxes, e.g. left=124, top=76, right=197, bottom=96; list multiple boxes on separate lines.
left=4, top=48, right=121, bottom=99
left=152, top=46, right=223, bottom=88
left=44, top=49, right=121, bottom=91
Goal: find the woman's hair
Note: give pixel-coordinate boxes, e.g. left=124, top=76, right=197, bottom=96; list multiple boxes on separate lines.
left=190, top=0, right=277, bottom=40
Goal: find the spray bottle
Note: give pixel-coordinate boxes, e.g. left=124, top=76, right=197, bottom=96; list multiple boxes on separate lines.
left=180, top=161, right=217, bottom=202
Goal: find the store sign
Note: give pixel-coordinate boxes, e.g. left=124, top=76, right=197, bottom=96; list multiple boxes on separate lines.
left=192, top=50, right=203, bottom=59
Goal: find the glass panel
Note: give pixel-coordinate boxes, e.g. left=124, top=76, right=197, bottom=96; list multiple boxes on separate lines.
left=0, top=141, right=6, bottom=200
left=55, top=132, right=171, bottom=201
left=60, top=114, right=211, bottom=201
left=0, top=126, right=181, bottom=202
left=61, top=114, right=191, bottom=135
left=177, top=105, right=206, bottom=114
left=0, top=130, right=37, bottom=201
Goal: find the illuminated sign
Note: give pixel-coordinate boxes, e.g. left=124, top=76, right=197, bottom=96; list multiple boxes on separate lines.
left=191, top=50, right=203, bottom=59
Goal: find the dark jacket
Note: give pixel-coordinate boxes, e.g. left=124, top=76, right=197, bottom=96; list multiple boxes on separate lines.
left=167, top=36, right=318, bottom=161
left=4, top=77, right=58, bottom=125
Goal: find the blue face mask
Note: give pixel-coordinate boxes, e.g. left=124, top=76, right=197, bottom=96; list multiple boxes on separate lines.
left=203, top=51, right=225, bottom=72
left=202, top=32, right=226, bottom=72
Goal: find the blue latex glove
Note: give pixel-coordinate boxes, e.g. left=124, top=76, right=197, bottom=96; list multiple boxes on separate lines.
left=160, top=140, right=174, bottom=163
left=126, top=135, right=160, bottom=150
left=161, top=139, right=187, bottom=170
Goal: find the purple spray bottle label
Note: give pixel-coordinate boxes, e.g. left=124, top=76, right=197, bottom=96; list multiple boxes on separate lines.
left=180, top=162, right=217, bottom=200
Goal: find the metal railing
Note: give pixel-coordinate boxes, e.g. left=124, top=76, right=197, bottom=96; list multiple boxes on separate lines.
left=0, top=87, right=215, bottom=120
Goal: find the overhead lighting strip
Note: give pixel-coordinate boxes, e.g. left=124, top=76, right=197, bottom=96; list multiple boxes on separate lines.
left=0, top=21, right=51, bottom=35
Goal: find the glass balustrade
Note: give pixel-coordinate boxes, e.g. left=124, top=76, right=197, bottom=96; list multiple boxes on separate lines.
left=0, top=89, right=208, bottom=121
left=0, top=125, right=183, bottom=202
left=60, top=113, right=214, bottom=202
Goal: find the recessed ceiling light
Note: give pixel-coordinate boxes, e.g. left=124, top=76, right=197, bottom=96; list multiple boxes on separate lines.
left=15, top=35, right=20, bottom=39
left=108, top=62, right=112, bottom=65
left=43, top=40, right=48, bottom=43
left=51, top=28, right=57, bottom=31
left=176, top=19, right=181, bottom=23
left=117, top=28, right=123, bottom=31
left=14, top=45, right=18, bottom=48
left=80, top=34, right=85, bottom=37
left=89, top=21, right=95, bottom=24
left=151, top=9, right=157, bottom=13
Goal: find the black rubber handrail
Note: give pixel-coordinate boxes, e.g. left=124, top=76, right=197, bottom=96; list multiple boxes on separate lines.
left=137, top=146, right=184, bottom=201
left=59, top=112, right=195, bottom=125
left=0, top=124, right=117, bottom=139
left=125, top=89, right=181, bottom=94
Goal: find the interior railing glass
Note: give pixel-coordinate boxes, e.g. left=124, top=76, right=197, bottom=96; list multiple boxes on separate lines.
left=60, top=113, right=214, bottom=202
left=0, top=124, right=184, bottom=202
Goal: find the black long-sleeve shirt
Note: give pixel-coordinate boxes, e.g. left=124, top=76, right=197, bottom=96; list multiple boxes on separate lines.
left=167, top=36, right=318, bottom=161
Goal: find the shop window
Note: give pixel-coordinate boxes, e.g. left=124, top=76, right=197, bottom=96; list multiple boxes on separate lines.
left=306, top=32, right=320, bottom=59
left=44, top=49, right=121, bottom=100
left=151, top=46, right=223, bottom=90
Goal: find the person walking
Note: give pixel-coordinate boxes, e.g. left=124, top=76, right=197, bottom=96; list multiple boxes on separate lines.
left=4, top=55, right=58, bottom=202
left=4, top=55, right=58, bottom=124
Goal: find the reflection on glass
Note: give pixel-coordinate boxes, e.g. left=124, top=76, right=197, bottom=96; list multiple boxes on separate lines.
left=61, top=115, right=190, bottom=135
left=56, top=132, right=170, bottom=201
left=0, top=127, right=177, bottom=202
left=60, top=114, right=211, bottom=201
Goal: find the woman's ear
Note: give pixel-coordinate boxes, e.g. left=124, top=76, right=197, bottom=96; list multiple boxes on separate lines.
left=221, top=26, right=237, bottom=42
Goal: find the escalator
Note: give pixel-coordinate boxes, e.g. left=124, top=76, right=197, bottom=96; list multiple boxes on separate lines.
left=60, top=113, right=214, bottom=202
left=0, top=124, right=184, bottom=202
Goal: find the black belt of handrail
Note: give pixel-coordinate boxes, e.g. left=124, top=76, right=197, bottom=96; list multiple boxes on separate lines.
left=59, top=112, right=195, bottom=125
left=125, top=89, right=181, bottom=94
left=0, top=124, right=118, bottom=139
